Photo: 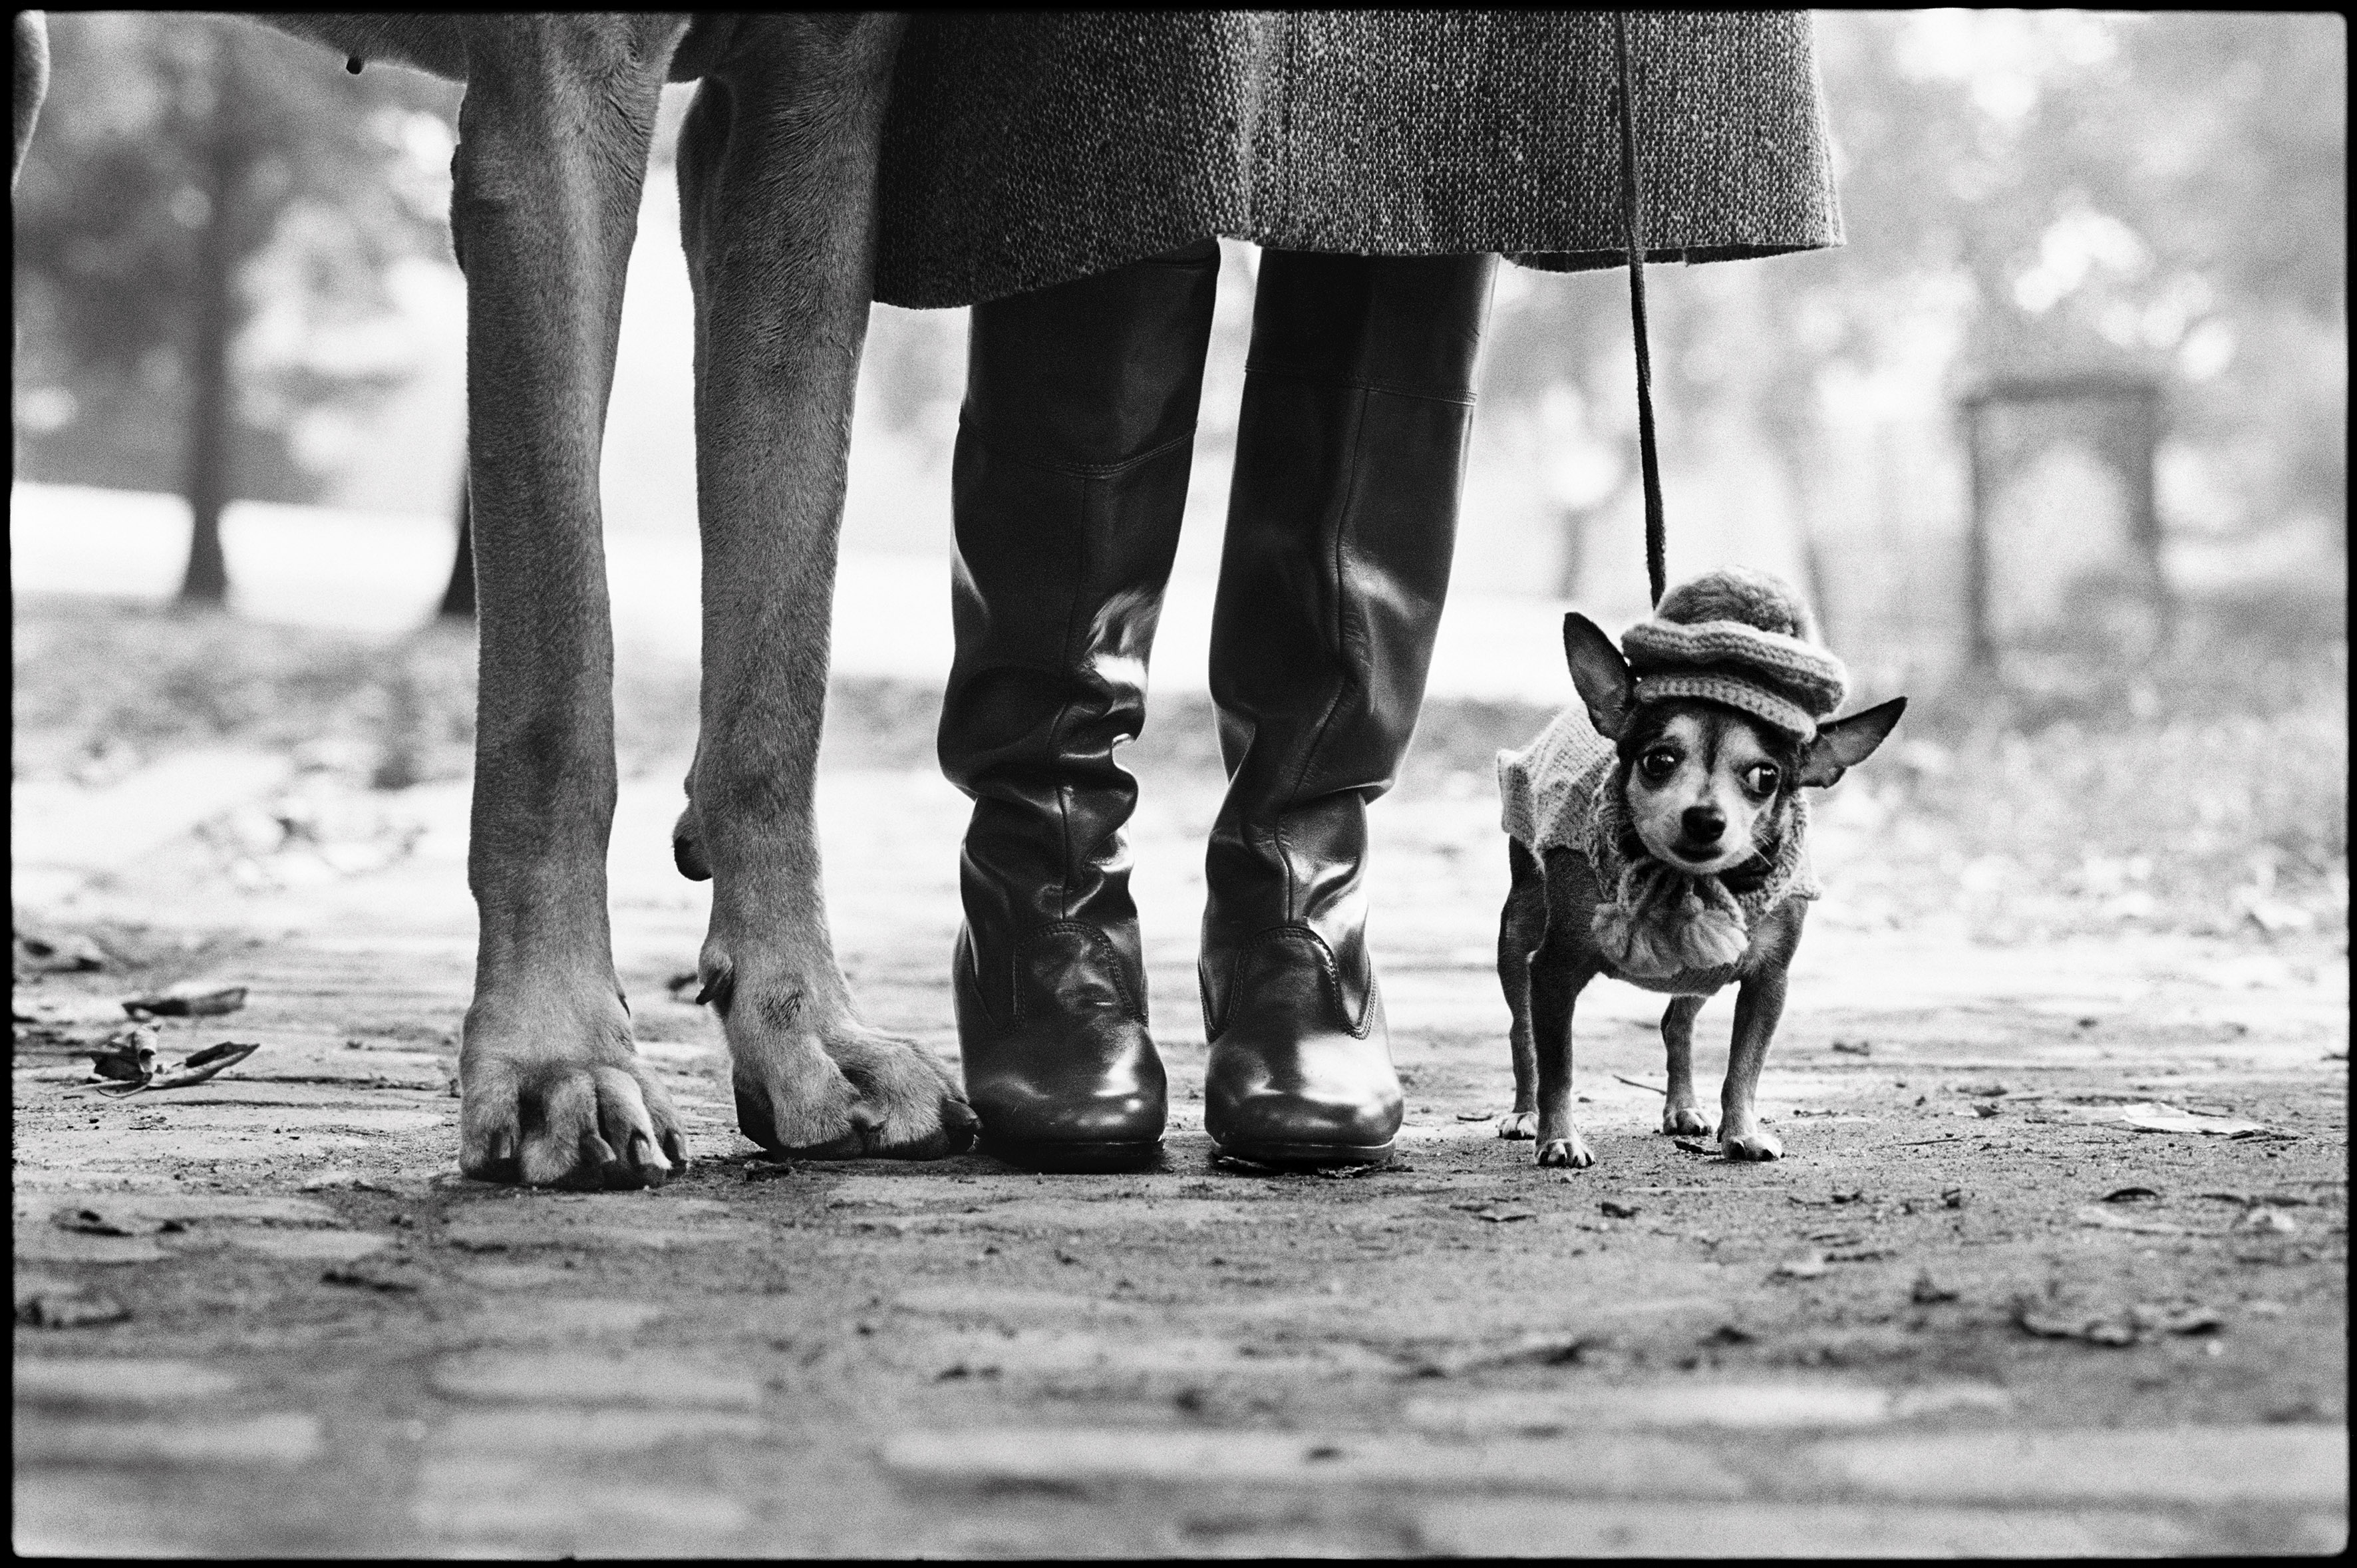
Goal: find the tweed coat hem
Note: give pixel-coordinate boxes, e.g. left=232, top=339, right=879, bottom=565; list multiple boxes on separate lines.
left=873, top=10, right=1844, bottom=310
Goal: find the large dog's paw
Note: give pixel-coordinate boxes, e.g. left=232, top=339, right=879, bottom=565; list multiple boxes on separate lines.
left=1661, top=1103, right=1713, bottom=1137
left=1497, top=1110, right=1538, bottom=1140
left=725, top=993, right=977, bottom=1161
left=1535, top=1125, right=1595, bottom=1169
left=458, top=989, right=687, bottom=1189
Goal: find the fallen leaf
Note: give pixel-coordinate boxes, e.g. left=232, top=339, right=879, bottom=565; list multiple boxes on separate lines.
left=2014, top=1299, right=2225, bottom=1346
left=90, top=1038, right=262, bottom=1098
left=2101, top=1186, right=2163, bottom=1203
left=1807, top=1229, right=1865, bottom=1245
left=2074, top=1203, right=2189, bottom=1236
left=1910, top=1272, right=1960, bottom=1305
left=1671, top=1138, right=1714, bottom=1157
left=1474, top=1208, right=1538, bottom=1224
left=1830, top=1188, right=1867, bottom=1205
left=1423, top=1333, right=1608, bottom=1378
left=320, top=1263, right=423, bottom=1293
left=2015, top=1304, right=2138, bottom=1347
left=1829, top=1039, right=1871, bottom=1056
left=1973, top=1103, right=2001, bottom=1118
left=1454, top=1110, right=1495, bottom=1122
left=15, top=930, right=108, bottom=974
left=52, top=1205, right=183, bottom=1237
left=1511, top=1335, right=1605, bottom=1366
left=1699, top=1323, right=1754, bottom=1347
left=299, top=1174, right=392, bottom=1193
left=84, top=1024, right=160, bottom=1085
left=1772, top=1255, right=1827, bottom=1280
left=145, top=1040, right=261, bottom=1090
left=14, top=1289, right=131, bottom=1329
left=2116, top=1102, right=2268, bottom=1136
left=122, top=982, right=248, bottom=1019
left=1955, top=1081, right=2008, bottom=1098
left=1599, top=1201, right=1641, bottom=1219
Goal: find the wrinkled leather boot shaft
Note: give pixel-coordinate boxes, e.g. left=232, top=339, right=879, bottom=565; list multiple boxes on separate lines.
left=1201, top=250, right=1497, bottom=1166
left=941, top=239, right=1221, bottom=1170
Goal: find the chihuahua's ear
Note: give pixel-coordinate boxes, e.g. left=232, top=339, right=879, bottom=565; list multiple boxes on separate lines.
left=1562, top=613, right=1635, bottom=739
left=1797, top=697, right=1907, bottom=788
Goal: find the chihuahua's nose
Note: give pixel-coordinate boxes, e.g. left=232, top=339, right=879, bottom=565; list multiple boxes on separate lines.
left=1682, top=806, right=1725, bottom=844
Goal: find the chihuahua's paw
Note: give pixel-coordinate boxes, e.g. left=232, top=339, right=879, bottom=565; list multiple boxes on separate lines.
left=1720, top=1126, right=1783, bottom=1162
left=1661, top=1104, right=1713, bottom=1137
left=1497, top=1110, right=1539, bottom=1140
left=1536, top=1132, right=1594, bottom=1169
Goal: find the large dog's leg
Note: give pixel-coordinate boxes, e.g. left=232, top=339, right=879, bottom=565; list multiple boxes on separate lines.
left=672, top=17, right=975, bottom=1160
left=450, top=19, right=691, bottom=1187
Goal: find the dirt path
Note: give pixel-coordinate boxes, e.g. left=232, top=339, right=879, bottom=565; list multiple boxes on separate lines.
left=13, top=759, right=2349, bottom=1555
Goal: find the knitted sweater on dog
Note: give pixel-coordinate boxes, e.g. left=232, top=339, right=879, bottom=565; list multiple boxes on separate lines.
left=1496, top=703, right=1818, bottom=996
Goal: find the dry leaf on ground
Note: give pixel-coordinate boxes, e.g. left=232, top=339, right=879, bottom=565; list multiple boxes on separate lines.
left=2014, top=1299, right=2225, bottom=1346
left=122, top=982, right=250, bottom=1019
left=2114, top=1102, right=2269, bottom=1136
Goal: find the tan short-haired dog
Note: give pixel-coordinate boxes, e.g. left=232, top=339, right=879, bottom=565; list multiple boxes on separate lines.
left=1495, top=567, right=1904, bottom=1166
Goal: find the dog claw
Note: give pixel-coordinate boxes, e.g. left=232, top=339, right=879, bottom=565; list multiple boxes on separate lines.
left=459, top=1001, right=689, bottom=1189
left=731, top=1018, right=975, bottom=1162
left=1497, top=1111, right=1538, bottom=1140
left=1535, top=1135, right=1594, bottom=1169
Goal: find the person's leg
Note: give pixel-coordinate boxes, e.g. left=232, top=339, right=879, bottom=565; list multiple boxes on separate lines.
left=1199, top=249, right=1497, bottom=1166
left=939, top=238, right=1221, bottom=1171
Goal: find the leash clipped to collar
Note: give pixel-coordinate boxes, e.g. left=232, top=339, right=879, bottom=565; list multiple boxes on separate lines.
left=1614, top=12, right=1666, bottom=609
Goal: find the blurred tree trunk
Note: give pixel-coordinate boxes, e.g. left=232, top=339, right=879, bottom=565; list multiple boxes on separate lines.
left=1555, top=472, right=1633, bottom=604
left=436, top=468, right=475, bottom=619
left=1759, top=413, right=1839, bottom=649
left=1553, top=502, right=1589, bottom=602
left=176, top=32, right=251, bottom=607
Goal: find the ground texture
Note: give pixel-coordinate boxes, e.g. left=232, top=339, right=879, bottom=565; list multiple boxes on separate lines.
left=12, top=631, right=2350, bottom=1556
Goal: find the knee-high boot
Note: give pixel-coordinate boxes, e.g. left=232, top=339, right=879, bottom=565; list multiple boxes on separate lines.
left=1199, top=249, right=1497, bottom=1166
left=939, top=239, right=1221, bottom=1171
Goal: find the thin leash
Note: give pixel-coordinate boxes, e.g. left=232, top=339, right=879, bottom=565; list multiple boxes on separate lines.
left=1614, top=11, right=1666, bottom=609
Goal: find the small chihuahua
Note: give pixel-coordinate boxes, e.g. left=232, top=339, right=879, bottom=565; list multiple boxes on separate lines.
left=1495, top=568, right=1904, bottom=1167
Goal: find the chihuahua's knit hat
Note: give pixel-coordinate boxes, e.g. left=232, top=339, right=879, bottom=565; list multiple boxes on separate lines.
left=1621, top=566, right=1847, bottom=741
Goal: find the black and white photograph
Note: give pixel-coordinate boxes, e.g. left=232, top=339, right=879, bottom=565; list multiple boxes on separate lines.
left=11, top=9, right=2346, bottom=1556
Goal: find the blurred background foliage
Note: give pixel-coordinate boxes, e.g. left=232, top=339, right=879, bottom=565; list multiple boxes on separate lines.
left=12, top=13, right=458, bottom=595
left=13, top=12, right=2347, bottom=621
left=10, top=11, right=2348, bottom=942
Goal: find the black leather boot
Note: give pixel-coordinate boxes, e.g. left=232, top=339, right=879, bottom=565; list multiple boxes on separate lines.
left=939, top=239, right=1221, bottom=1172
left=1199, top=250, right=1497, bottom=1166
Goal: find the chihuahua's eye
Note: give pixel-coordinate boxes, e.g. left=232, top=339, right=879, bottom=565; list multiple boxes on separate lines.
left=1639, top=749, right=1679, bottom=783
left=1743, top=764, right=1780, bottom=797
